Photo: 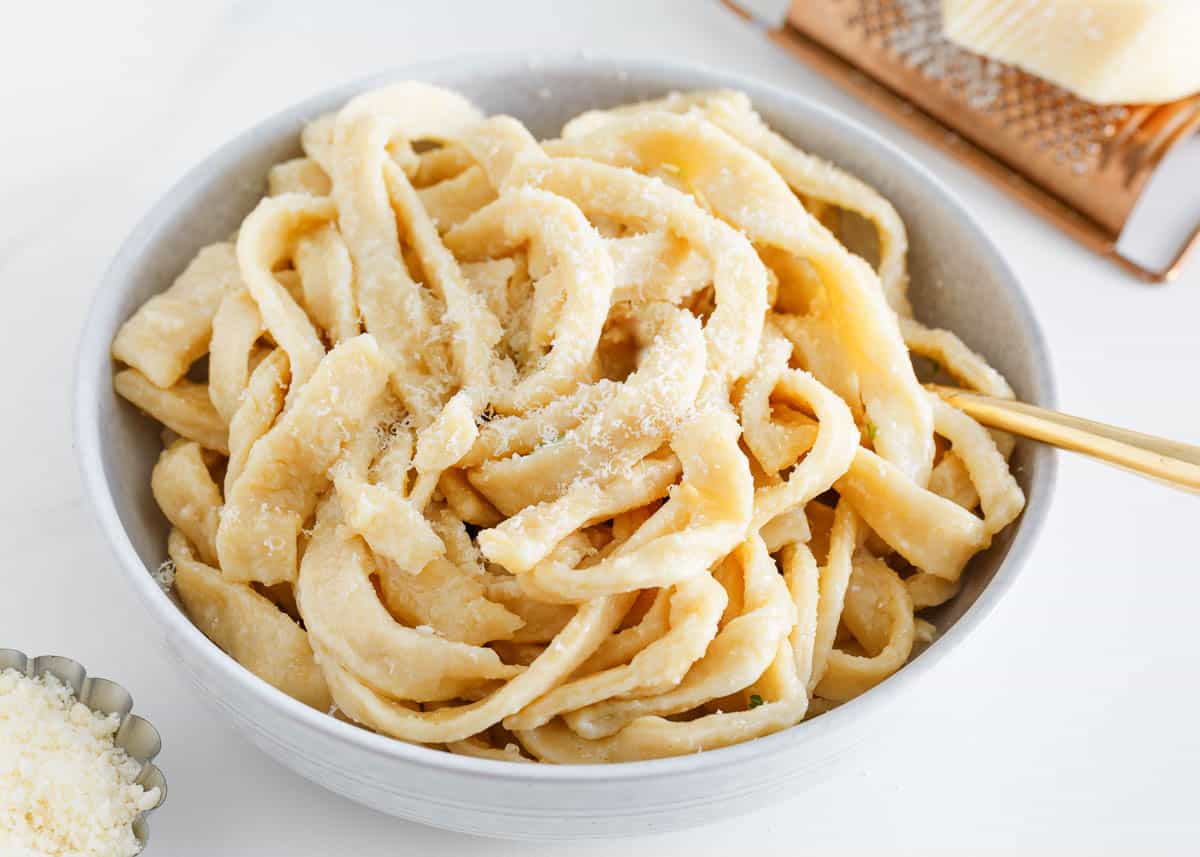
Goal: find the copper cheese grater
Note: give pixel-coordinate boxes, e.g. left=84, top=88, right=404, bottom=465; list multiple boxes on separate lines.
left=722, top=0, right=1200, bottom=282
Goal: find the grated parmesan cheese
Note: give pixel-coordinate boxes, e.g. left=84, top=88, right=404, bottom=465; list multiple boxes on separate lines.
left=0, top=669, right=160, bottom=857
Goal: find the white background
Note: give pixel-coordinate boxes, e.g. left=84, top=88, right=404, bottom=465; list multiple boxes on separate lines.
left=3, top=1, right=1199, bottom=854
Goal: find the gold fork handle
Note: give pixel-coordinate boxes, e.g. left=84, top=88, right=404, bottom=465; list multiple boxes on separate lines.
left=928, top=385, right=1200, bottom=494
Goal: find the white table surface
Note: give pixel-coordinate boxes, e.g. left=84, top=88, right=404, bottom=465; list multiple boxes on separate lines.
left=4, top=1, right=1199, bottom=853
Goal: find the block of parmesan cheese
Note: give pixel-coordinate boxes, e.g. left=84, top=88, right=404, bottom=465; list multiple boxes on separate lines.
left=942, top=0, right=1200, bottom=104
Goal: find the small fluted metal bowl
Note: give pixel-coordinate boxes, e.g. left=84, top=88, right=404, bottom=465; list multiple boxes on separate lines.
left=0, top=649, right=167, bottom=854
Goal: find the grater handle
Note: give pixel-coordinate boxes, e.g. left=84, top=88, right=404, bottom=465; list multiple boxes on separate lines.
left=1112, top=221, right=1200, bottom=284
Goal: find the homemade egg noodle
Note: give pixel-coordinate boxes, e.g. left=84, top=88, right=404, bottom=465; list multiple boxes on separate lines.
left=112, top=84, right=1024, bottom=763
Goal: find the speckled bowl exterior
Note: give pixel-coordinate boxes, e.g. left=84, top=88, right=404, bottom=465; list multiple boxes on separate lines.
left=0, top=649, right=167, bottom=854
left=74, top=55, right=1056, bottom=840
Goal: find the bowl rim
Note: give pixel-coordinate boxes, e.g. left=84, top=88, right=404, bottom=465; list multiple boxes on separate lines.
left=74, top=51, right=1057, bottom=782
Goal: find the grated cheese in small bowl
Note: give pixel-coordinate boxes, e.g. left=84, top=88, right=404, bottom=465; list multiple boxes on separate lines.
left=0, top=666, right=163, bottom=857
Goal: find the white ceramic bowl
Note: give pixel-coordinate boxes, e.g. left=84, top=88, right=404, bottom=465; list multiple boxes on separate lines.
left=75, top=55, right=1056, bottom=840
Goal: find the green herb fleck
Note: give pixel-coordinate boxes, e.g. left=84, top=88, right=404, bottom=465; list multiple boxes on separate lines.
left=864, top=421, right=877, bottom=444
left=748, top=694, right=764, bottom=709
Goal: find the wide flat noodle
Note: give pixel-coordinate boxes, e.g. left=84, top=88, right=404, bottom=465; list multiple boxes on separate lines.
left=312, top=578, right=636, bottom=742
left=208, top=288, right=265, bottom=424
left=294, top=223, right=359, bottom=344
left=225, top=349, right=289, bottom=495
left=152, top=440, right=222, bottom=566
left=169, top=530, right=331, bottom=710
left=607, top=232, right=712, bottom=305
left=747, top=363, right=859, bottom=531
left=410, top=392, right=480, bottom=508
left=438, top=468, right=503, bottom=527
left=332, top=401, right=445, bottom=575
left=216, top=335, right=391, bottom=585
left=298, top=495, right=521, bottom=703
left=444, top=185, right=614, bottom=412
left=114, top=369, right=228, bottom=454
left=558, top=534, right=793, bottom=738
left=112, top=243, right=241, bottom=388
left=928, top=394, right=1025, bottom=537
left=236, top=194, right=331, bottom=404
left=517, top=410, right=753, bottom=602
left=418, top=167, right=497, bottom=233
left=477, top=451, right=679, bottom=576
left=330, top=83, right=483, bottom=424
left=838, top=393, right=1022, bottom=582
left=268, top=157, right=332, bottom=197
left=811, top=500, right=860, bottom=690
left=504, top=574, right=724, bottom=731
left=816, top=551, right=915, bottom=702
left=511, top=156, right=768, bottom=398
left=485, top=577, right=575, bottom=644
left=513, top=694, right=810, bottom=763
left=738, top=326, right=815, bottom=475
left=385, top=163, right=507, bottom=400
left=781, top=541, right=820, bottom=690
left=837, top=448, right=985, bottom=582
left=445, top=737, right=532, bottom=763
left=468, top=303, right=704, bottom=515
left=378, top=555, right=523, bottom=646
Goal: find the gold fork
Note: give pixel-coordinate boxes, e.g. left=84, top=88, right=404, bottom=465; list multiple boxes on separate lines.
left=928, top=386, right=1200, bottom=493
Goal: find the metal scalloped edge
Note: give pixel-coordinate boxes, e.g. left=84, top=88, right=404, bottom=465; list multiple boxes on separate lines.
left=0, top=648, right=167, bottom=854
